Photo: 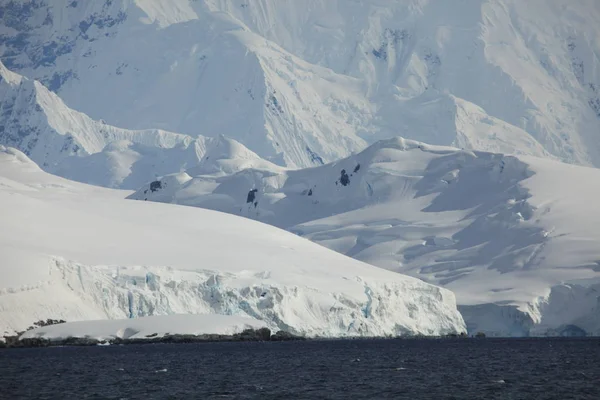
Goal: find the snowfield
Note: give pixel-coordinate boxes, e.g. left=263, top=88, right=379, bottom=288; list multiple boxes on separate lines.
left=0, top=146, right=465, bottom=338
left=20, top=314, right=267, bottom=342
left=131, top=138, right=600, bottom=336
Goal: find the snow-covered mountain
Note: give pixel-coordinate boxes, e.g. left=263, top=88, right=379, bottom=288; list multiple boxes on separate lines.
left=3, top=0, right=599, bottom=168
left=0, top=145, right=465, bottom=337
left=130, top=138, right=600, bottom=336
left=0, top=60, right=281, bottom=188
left=2, top=0, right=600, bottom=338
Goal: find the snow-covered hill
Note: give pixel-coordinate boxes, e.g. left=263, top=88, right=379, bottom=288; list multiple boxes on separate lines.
left=131, top=138, right=600, bottom=336
left=0, top=61, right=282, bottom=189
left=3, top=0, right=599, bottom=167
left=0, top=145, right=465, bottom=337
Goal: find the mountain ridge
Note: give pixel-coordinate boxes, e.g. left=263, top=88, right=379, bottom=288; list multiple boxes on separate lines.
left=3, top=0, right=597, bottom=167
left=0, top=60, right=284, bottom=188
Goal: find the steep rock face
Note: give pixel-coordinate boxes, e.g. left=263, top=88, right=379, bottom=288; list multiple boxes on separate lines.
left=130, top=137, right=600, bottom=336
left=0, top=146, right=466, bottom=337
left=3, top=0, right=596, bottom=167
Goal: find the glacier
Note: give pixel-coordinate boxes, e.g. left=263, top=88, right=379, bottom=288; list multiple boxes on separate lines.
left=130, top=138, right=600, bottom=336
left=0, top=145, right=465, bottom=338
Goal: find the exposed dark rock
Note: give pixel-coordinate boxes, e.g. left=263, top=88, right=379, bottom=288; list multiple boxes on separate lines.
left=60, top=337, right=100, bottom=346
left=2, top=334, right=21, bottom=347
left=20, top=319, right=67, bottom=334
left=267, top=93, right=284, bottom=114
left=235, top=327, right=272, bottom=341
left=149, top=180, right=162, bottom=192
left=372, top=48, right=387, bottom=61
left=339, top=169, right=350, bottom=186
left=30, top=319, right=66, bottom=329
left=475, top=332, right=486, bottom=338
left=14, top=337, right=51, bottom=348
left=256, top=327, right=272, bottom=341
left=307, top=189, right=312, bottom=196
left=354, top=164, right=361, bottom=173
left=306, top=146, right=324, bottom=165
left=111, top=334, right=210, bottom=345
left=46, top=70, right=77, bottom=92
left=2, top=327, right=284, bottom=348
left=246, top=188, right=257, bottom=203
left=270, top=330, right=305, bottom=341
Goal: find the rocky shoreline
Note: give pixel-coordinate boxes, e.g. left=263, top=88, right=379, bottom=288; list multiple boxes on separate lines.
left=0, top=320, right=486, bottom=348
left=1, top=328, right=306, bottom=348
left=0, top=331, right=493, bottom=349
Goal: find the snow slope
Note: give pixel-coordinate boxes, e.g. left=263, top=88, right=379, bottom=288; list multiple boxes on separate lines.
left=0, top=145, right=465, bottom=337
left=20, top=314, right=267, bottom=342
left=4, top=0, right=597, bottom=167
left=0, top=61, right=283, bottom=189
left=131, top=138, right=600, bottom=336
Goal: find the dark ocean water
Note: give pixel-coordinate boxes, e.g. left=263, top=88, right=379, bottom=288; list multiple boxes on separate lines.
left=1, top=338, right=599, bottom=399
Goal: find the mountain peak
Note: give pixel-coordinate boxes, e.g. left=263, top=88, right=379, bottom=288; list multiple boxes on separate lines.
left=5, top=0, right=595, bottom=167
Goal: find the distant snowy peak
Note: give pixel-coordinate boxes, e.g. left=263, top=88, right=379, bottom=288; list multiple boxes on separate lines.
left=208, top=0, right=600, bottom=165
left=0, top=59, right=186, bottom=185
left=186, top=134, right=286, bottom=177
left=0, top=0, right=369, bottom=168
left=0, top=61, right=278, bottom=188
left=2, top=0, right=588, bottom=168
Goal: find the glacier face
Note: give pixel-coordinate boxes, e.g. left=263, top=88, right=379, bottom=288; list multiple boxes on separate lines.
left=130, top=138, right=600, bottom=336
left=2, top=0, right=600, bottom=167
left=0, top=146, right=465, bottom=337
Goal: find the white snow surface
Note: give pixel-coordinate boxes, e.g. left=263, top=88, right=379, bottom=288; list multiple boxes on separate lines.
left=2, top=0, right=600, bottom=338
left=20, top=314, right=267, bottom=341
left=130, top=138, right=600, bottom=336
left=2, top=0, right=599, bottom=167
left=0, top=61, right=283, bottom=189
left=0, top=146, right=465, bottom=338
